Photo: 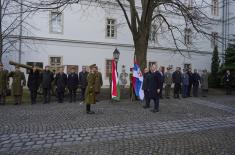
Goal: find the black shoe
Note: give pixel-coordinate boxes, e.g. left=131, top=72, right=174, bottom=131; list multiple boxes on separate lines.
left=86, top=111, right=95, bottom=114
left=151, top=109, right=159, bottom=113
left=143, top=105, right=150, bottom=109
left=14, top=103, right=18, bottom=105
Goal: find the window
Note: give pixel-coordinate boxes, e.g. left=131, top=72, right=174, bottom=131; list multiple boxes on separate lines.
left=49, top=56, right=62, bottom=71
left=184, top=28, right=192, bottom=45
left=50, top=11, right=63, bottom=33
left=105, top=59, right=112, bottom=78
left=106, top=18, right=117, bottom=38
left=149, top=24, right=159, bottom=43
left=211, top=0, right=219, bottom=16
left=211, top=32, right=218, bottom=48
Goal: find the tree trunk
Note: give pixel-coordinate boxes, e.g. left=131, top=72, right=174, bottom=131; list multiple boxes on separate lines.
left=134, top=35, right=148, bottom=71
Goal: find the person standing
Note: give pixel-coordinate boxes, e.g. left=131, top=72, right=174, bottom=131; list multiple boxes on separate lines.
left=0, top=63, right=9, bottom=105
left=164, top=67, right=172, bottom=99
left=55, top=67, right=67, bottom=103
left=142, top=67, right=150, bottom=108
left=223, top=70, right=233, bottom=95
left=172, top=67, right=182, bottom=99
left=41, top=66, right=54, bottom=104
left=158, top=67, right=164, bottom=99
left=201, top=69, right=209, bottom=97
left=8, top=66, right=26, bottom=105
left=192, top=69, right=200, bottom=97
left=182, top=69, right=189, bottom=98
left=79, top=66, right=88, bottom=101
left=144, top=64, right=161, bottom=113
left=27, top=66, right=40, bottom=104
left=94, top=66, right=103, bottom=102
left=67, top=67, right=79, bottom=102
left=85, top=64, right=96, bottom=114
left=187, top=68, right=193, bottom=97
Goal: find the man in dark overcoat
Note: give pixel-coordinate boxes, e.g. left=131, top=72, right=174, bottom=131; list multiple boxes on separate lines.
left=224, top=70, right=233, bottom=95
left=0, top=63, right=9, bottom=105
left=79, top=66, right=88, bottom=101
left=145, top=64, right=161, bottom=113
left=55, top=67, right=67, bottom=103
left=172, top=67, right=182, bottom=99
left=192, top=69, right=200, bottom=97
left=41, top=66, right=54, bottom=104
left=68, top=67, right=79, bottom=102
left=27, top=66, right=40, bottom=104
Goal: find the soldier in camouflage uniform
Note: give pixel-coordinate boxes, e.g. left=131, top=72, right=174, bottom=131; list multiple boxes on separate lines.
left=0, top=63, right=9, bottom=105
left=85, top=64, right=96, bottom=114
left=8, top=66, right=26, bottom=105
left=94, top=66, right=103, bottom=102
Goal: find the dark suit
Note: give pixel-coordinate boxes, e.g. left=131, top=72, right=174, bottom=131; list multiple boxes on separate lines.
left=224, top=73, right=233, bottom=95
left=192, top=73, right=200, bottom=97
left=41, top=70, right=54, bottom=103
left=172, top=71, right=182, bottom=98
left=27, top=70, right=40, bottom=104
left=67, top=72, right=79, bottom=102
left=79, top=71, right=88, bottom=101
left=55, top=72, right=67, bottom=103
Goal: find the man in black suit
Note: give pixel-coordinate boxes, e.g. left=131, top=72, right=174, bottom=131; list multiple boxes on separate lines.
left=55, top=67, right=67, bottom=103
left=67, top=67, right=79, bottom=102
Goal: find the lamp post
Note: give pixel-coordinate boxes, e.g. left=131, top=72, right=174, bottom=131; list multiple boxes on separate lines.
left=113, top=48, right=120, bottom=73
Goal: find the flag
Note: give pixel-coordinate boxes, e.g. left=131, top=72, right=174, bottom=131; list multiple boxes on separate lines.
left=133, top=61, right=144, bottom=100
left=111, top=59, right=120, bottom=100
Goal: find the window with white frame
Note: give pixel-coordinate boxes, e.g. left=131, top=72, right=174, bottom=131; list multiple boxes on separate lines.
left=50, top=11, right=63, bottom=33
left=49, top=56, right=62, bottom=71
left=184, top=28, right=192, bottom=45
left=211, top=32, right=218, bottom=48
left=211, top=0, right=219, bottom=16
left=149, top=24, right=159, bottom=43
left=106, top=18, right=117, bottom=38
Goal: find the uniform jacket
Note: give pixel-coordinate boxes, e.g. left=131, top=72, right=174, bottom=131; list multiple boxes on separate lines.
left=67, top=72, right=79, bottom=89
left=78, top=71, right=88, bottom=89
left=9, top=71, right=26, bottom=96
left=164, top=72, right=172, bottom=85
left=94, top=72, right=103, bottom=93
left=41, top=70, right=54, bottom=89
left=27, top=70, right=40, bottom=90
left=85, top=72, right=96, bottom=104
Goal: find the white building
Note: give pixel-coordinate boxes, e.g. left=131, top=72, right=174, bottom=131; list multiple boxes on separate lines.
left=3, top=0, right=235, bottom=86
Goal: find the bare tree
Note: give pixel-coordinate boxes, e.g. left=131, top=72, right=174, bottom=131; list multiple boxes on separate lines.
left=0, top=0, right=37, bottom=63
left=13, top=0, right=218, bottom=70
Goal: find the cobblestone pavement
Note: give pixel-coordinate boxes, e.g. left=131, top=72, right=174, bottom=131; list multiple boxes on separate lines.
left=0, top=94, right=235, bottom=155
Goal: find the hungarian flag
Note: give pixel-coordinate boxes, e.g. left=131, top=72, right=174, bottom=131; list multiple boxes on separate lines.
left=111, top=59, right=120, bottom=100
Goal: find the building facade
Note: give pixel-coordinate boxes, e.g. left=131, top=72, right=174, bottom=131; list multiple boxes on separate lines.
left=3, top=0, right=235, bottom=86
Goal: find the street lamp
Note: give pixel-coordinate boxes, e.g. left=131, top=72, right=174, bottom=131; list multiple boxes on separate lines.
left=113, top=48, right=120, bottom=71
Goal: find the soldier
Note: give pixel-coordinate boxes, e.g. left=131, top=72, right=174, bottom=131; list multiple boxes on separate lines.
left=172, top=67, right=182, bottom=99
left=0, top=63, right=9, bottom=105
left=55, top=67, right=67, bottom=103
left=79, top=66, right=89, bottom=101
left=182, top=69, right=189, bottom=98
left=192, top=69, right=200, bottom=97
left=164, top=67, right=172, bottom=99
left=67, top=67, right=78, bottom=102
left=223, top=70, right=233, bottom=95
left=201, top=69, right=209, bottom=97
left=41, top=66, right=54, bottom=104
left=94, top=66, right=103, bottom=102
left=27, top=66, right=40, bottom=104
left=8, top=66, right=26, bottom=105
left=85, top=64, right=96, bottom=114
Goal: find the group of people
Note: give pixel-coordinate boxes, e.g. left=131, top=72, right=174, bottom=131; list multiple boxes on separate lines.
left=0, top=63, right=103, bottom=114
left=142, top=64, right=233, bottom=113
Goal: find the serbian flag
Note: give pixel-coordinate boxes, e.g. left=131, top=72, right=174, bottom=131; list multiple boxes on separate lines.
left=111, top=59, right=120, bottom=100
left=133, top=62, right=144, bottom=100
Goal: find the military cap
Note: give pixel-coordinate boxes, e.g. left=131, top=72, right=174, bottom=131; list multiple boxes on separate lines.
left=89, top=64, right=96, bottom=68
